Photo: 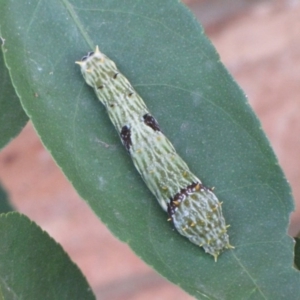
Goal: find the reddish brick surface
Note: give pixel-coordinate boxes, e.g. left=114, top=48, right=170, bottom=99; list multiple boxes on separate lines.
left=0, top=1, right=299, bottom=299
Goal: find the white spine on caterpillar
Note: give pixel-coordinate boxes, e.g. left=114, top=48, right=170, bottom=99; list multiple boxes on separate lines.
left=76, top=46, right=233, bottom=261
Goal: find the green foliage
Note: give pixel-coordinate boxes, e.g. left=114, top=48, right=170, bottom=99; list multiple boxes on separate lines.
left=0, top=185, right=13, bottom=213
left=0, top=213, right=95, bottom=299
left=0, top=46, right=28, bottom=149
left=294, top=238, right=300, bottom=270
left=0, top=0, right=298, bottom=298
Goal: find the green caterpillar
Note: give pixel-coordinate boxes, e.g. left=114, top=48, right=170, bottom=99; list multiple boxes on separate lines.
left=76, top=46, right=233, bottom=261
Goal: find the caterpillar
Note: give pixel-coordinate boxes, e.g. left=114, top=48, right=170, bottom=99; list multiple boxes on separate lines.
left=76, top=46, right=233, bottom=261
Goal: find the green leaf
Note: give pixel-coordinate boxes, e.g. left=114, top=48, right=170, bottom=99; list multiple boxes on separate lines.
left=0, top=0, right=299, bottom=298
left=0, top=43, right=28, bottom=149
left=0, top=213, right=95, bottom=299
left=0, top=184, right=14, bottom=213
left=294, top=238, right=300, bottom=270
left=0, top=286, right=4, bottom=300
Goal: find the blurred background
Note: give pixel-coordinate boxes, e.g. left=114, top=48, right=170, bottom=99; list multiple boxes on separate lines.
left=0, top=0, right=299, bottom=299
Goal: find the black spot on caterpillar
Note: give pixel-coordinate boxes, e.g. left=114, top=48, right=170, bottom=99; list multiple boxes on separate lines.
left=143, top=113, right=161, bottom=132
left=120, top=125, right=132, bottom=151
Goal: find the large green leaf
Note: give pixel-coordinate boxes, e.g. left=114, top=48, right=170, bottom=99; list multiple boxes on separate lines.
left=0, top=43, right=28, bottom=149
left=0, top=213, right=95, bottom=299
left=0, top=0, right=298, bottom=298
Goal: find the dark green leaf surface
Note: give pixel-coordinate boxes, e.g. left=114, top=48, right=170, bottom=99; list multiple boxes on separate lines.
left=0, top=44, right=28, bottom=149
left=0, top=0, right=298, bottom=298
left=0, top=184, right=14, bottom=213
left=294, top=238, right=300, bottom=270
left=0, top=213, right=95, bottom=299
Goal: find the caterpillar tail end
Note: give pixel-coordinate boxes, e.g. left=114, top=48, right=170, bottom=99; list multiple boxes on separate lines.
left=170, top=186, right=234, bottom=261
left=213, top=243, right=235, bottom=262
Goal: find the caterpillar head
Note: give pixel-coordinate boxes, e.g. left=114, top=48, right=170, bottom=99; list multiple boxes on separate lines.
left=75, top=46, right=106, bottom=87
